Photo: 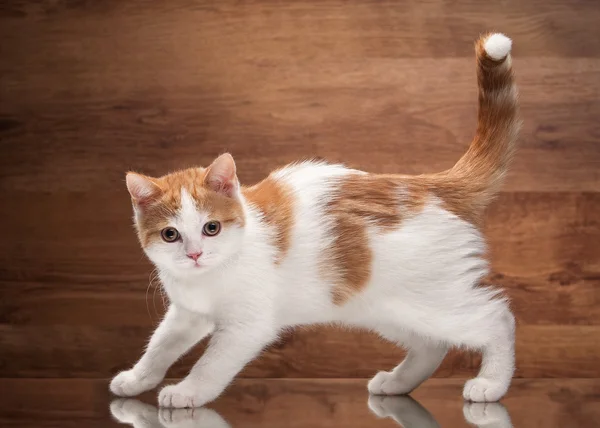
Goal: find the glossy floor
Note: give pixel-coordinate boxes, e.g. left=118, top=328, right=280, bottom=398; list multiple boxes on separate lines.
left=1, top=379, right=598, bottom=427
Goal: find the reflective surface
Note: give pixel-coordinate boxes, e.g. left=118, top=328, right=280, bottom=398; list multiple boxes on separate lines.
left=1, top=378, right=598, bottom=427
left=110, top=396, right=512, bottom=428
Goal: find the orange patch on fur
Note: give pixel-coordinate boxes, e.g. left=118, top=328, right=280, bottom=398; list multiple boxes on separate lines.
left=323, top=173, right=482, bottom=304
left=396, top=173, right=482, bottom=226
left=243, top=176, right=294, bottom=263
left=324, top=174, right=404, bottom=305
left=131, top=167, right=245, bottom=247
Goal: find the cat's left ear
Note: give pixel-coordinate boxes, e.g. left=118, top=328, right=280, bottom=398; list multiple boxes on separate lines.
left=204, top=153, right=239, bottom=198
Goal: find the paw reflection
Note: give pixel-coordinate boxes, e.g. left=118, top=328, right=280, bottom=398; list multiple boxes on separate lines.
left=463, top=402, right=513, bottom=427
left=110, top=398, right=231, bottom=428
left=368, top=395, right=513, bottom=428
left=368, top=395, right=441, bottom=428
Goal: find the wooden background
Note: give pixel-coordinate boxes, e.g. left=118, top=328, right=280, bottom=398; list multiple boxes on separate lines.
left=0, top=0, right=598, bottom=380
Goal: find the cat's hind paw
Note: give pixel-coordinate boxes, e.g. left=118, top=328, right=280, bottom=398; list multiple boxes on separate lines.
left=158, top=381, right=219, bottom=409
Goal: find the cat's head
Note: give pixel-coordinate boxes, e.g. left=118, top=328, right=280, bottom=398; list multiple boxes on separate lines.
left=126, top=153, right=245, bottom=276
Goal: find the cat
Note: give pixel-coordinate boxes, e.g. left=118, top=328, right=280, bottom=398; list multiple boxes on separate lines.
left=110, top=33, right=519, bottom=408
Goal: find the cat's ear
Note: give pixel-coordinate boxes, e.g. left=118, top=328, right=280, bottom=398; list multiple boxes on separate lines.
left=126, top=172, right=161, bottom=205
left=204, top=153, right=239, bottom=197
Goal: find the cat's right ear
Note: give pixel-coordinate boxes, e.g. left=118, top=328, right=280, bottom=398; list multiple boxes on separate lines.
left=126, top=172, right=160, bottom=206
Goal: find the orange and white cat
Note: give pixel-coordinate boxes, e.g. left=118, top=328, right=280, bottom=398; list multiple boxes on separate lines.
left=110, top=33, right=520, bottom=407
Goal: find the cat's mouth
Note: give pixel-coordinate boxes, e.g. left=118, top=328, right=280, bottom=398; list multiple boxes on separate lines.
left=188, top=260, right=203, bottom=268
left=178, top=259, right=204, bottom=270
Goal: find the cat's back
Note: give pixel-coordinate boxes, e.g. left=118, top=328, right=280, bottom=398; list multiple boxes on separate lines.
left=244, top=162, right=487, bottom=322
left=244, top=160, right=360, bottom=249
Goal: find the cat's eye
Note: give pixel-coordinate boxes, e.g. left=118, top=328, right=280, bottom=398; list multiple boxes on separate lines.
left=160, top=227, right=180, bottom=243
left=203, top=221, right=221, bottom=237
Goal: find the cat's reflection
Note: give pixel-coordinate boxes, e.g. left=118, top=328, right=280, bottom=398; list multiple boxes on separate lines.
left=368, top=395, right=513, bottom=428
left=111, top=396, right=512, bottom=428
left=368, top=396, right=441, bottom=428
left=110, top=399, right=231, bottom=428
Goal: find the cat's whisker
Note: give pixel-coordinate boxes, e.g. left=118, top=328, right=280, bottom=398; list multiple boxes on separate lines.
left=150, top=269, right=161, bottom=319
left=145, top=271, right=153, bottom=322
left=159, top=288, right=168, bottom=311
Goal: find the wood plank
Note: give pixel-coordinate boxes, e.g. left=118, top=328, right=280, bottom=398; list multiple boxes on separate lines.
left=1, top=274, right=598, bottom=327
left=2, top=75, right=599, bottom=192
left=1, top=0, right=599, bottom=62
left=3, top=270, right=597, bottom=327
left=0, top=324, right=598, bottom=378
left=3, top=56, right=598, bottom=109
left=485, top=192, right=600, bottom=326
left=487, top=193, right=600, bottom=275
left=1, top=192, right=597, bottom=326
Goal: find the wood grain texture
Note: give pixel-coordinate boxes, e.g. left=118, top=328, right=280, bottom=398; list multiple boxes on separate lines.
left=1, top=0, right=599, bottom=379
left=1, top=378, right=599, bottom=428
left=1, top=65, right=599, bottom=192
left=1, top=324, right=599, bottom=378
left=1, top=2, right=599, bottom=192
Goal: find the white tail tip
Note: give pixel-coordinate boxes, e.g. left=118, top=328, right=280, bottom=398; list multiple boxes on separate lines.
left=484, top=33, right=512, bottom=60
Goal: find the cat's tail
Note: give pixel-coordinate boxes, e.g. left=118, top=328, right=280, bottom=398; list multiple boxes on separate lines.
left=449, top=33, right=520, bottom=213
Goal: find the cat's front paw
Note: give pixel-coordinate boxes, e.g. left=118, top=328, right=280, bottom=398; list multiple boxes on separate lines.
left=368, top=371, right=414, bottom=395
left=158, top=381, right=219, bottom=408
left=110, top=369, right=162, bottom=397
left=463, top=377, right=509, bottom=402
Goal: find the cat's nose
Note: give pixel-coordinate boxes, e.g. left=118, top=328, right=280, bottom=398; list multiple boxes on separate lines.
left=186, top=252, right=202, bottom=261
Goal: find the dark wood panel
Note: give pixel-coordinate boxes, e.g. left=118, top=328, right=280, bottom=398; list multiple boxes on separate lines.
left=2, top=57, right=598, bottom=109
left=0, top=59, right=600, bottom=191
left=1, top=324, right=599, bottom=378
left=2, top=86, right=599, bottom=192
left=1, top=1, right=599, bottom=192
left=2, top=271, right=598, bottom=327
left=1, top=0, right=599, bottom=62
left=485, top=193, right=600, bottom=327
left=0, top=192, right=597, bottom=275
left=1, top=379, right=599, bottom=428
left=2, top=273, right=598, bottom=327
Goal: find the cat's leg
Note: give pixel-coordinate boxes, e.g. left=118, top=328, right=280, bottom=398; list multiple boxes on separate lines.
left=111, top=305, right=214, bottom=397
left=368, top=334, right=448, bottom=396
left=399, top=292, right=514, bottom=402
left=367, top=286, right=514, bottom=401
left=460, top=304, right=515, bottom=403
left=158, top=320, right=277, bottom=408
